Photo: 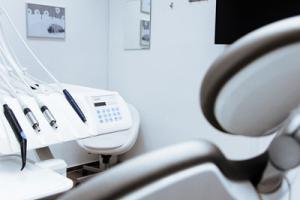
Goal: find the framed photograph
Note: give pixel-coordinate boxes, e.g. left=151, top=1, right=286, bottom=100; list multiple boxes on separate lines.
left=26, top=3, right=65, bottom=39
left=141, top=0, right=151, bottom=14
left=140, top=20, right=151, bottom=48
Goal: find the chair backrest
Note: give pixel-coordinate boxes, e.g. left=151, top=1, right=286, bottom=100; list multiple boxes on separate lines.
left=201, top=15, right=300, bottom=137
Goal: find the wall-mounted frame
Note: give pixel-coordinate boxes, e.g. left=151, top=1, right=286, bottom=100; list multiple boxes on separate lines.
left=26, top=3, right=65, bottom=39
left=124, top=0, right=151, bottom=50
left=141, top=0, right=151, bottom=14
left=140, top=20, right=151, bottom=48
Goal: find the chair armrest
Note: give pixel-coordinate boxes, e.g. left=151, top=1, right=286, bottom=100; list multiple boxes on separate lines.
left=59, top=140, right=268, bottom=200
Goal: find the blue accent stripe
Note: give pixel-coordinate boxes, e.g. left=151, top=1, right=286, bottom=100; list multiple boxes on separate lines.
left=20, top=131, right=27, bottom=140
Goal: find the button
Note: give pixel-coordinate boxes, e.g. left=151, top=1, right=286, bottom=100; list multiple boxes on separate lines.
left=102, top=110, right=106, bottom=113
left=114, top=117, right=118, bottom=121
left=100, top=120, right=104, bottom=123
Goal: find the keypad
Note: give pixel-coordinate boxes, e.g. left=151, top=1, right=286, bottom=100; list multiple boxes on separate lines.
left=96, top=106, right=122, bottom=124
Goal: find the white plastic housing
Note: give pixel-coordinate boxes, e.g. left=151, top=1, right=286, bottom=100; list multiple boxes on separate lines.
left=0, top=84, right=133, bottom=155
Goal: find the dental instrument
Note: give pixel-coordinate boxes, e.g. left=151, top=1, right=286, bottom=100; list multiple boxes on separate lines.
left=0, top=91, right=28, bottom=170
left=0, top=7, right=87, bottom=123
left=3, top=104, right=27, bottom=170
left=0, top=63, right=41, bottom=132
left=0, top=26, right=58, bottom=129
left=0, top=6, right=87, bottom=123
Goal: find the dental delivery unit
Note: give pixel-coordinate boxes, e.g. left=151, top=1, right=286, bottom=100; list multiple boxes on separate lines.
left=0, top=6, right=133, bottom=173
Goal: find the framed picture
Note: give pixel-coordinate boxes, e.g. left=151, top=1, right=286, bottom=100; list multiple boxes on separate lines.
left=141, top=0, right=151, bottom=14
left=140, top=20, right=151, bottom=48
left=26, top=3, right=65, bottom=39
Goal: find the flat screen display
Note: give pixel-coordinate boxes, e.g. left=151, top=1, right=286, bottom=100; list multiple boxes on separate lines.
left=215, top=0, right=300, bottom=44
left=94, top=102, right=106, bottom=107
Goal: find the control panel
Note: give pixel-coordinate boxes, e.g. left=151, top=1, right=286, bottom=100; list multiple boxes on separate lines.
left=94, top=102, right=122, bottom=124
left=89, top=93, right=132, bottom=134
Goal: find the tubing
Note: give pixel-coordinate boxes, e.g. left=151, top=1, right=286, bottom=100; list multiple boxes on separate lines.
left=0, top=7, right=87, bottom=123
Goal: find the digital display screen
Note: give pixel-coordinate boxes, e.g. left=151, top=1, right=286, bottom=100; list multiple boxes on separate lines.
left=215, top=0, right=300, bottom=44
left=94, top=102, right=106, bottom=107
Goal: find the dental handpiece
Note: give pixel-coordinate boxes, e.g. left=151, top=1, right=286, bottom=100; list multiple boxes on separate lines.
left=23, top=108, right=40, bottom=132
left=41, top=106, right=57, bottom=129
left=63, top=89, right=87, bottom=123
left=8, top=72, right=58, bottom=129
left=3, top=104, right=27, bottom=170
left=30, top=85, right=58, bottom=129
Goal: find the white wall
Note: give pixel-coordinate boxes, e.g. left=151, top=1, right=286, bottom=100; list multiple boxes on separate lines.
left=1, top=0, right=109, bottom=166
left=109, top=0, right=271, bottom=160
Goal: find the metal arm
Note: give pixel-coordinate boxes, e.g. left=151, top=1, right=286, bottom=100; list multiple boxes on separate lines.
left=258, top=106, right=300, bottom=193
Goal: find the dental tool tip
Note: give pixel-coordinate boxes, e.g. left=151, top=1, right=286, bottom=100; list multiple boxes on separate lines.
left=20, top=163, right=26, bottom=171
left=34, top=125, right=41, bottom=132
left=51, top=121, right=58, bottom=129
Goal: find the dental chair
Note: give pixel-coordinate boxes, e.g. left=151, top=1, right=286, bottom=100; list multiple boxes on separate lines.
left=60, top=16, right=300, bottom=200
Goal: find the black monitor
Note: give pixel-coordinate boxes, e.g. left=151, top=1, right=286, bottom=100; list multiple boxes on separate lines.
left=215, top=0, right=300, bottom=44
